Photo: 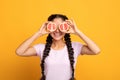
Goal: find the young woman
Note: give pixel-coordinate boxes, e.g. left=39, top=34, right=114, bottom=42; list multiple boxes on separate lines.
left=16, top=14, right=101, bottom=80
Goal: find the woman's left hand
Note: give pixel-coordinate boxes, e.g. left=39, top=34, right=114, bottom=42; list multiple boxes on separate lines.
left=65, top=19, right=80, bottom=34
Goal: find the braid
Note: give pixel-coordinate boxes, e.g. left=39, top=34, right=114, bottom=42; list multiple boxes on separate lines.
left=40, top=34, right=53, bottom=80
left=64, top=33, right=76, bottom=80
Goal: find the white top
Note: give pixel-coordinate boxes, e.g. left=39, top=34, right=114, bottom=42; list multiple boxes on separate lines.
left=33, top=42, right=83, bottom=80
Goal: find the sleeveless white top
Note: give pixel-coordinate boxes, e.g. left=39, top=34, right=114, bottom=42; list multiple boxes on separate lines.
left=33, top=42, right=83, bottom=80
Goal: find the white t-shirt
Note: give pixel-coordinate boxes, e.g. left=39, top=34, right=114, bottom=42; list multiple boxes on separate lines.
left=33, top=42, right=83, bottom=80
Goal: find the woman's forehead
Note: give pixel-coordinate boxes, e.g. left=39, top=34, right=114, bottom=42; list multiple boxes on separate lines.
left=52, top=18, right=64, bottom=23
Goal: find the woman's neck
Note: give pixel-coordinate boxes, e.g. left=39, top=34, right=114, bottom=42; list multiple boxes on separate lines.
left=51, top=39, right=65, bottom=50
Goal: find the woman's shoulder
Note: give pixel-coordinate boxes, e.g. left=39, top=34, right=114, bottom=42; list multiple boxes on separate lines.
left=71, top=41, right=83, bottom=56
left=71, top=41, right=83, bottom=46
left=33, top=43, right=45, bottom=49
left=36, top=43, right=45, bottom=46
left=71, top=41, right=83, bottom=49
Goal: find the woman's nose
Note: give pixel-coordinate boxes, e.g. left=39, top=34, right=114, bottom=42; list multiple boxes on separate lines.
left=55, top=27, right=60, bottom=32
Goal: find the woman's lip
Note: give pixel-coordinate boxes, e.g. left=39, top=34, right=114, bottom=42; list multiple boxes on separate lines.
left=53, top=32, right=62, bottom=36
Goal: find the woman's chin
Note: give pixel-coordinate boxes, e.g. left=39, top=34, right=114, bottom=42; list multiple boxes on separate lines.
left=52, top=36, right=63, bottom=41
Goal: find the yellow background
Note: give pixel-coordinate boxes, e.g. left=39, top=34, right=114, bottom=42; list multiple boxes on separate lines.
left=0, top=0, right=120, bottom=80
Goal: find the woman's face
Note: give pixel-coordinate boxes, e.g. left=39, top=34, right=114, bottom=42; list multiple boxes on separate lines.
left=50, top=18, right=65, bottom=41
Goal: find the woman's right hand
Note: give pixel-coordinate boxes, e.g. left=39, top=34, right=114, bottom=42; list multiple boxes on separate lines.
left=37, top=21, right=50, bottom=36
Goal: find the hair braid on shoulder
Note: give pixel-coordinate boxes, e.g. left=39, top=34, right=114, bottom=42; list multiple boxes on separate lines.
left=64, top=33, right=76, bottom=80
left=40, top=34, right=53, bottom=80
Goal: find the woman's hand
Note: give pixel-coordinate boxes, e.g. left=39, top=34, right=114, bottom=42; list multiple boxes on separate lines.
left=37, top=21, right=50, bottom=36
left=65, top=19, right=80, bottom=35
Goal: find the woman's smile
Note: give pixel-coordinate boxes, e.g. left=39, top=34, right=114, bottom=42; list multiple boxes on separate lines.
left=50, top=31, right=65, bottom=40
left=53, top=32, right=62, bottom=37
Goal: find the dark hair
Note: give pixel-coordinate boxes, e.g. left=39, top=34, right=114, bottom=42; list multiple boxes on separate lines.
left=40, top=14, right=76, bottom=80
left=47, top=14, right=68, bottom=21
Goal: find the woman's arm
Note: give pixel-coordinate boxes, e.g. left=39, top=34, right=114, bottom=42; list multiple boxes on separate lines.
left=76, top=30, right=101, bottom=55
left=15, top=32, right=42, bottom=56
left=15, top=22, right=49, bottom=56
left=65, top=19, right=101, bottom=55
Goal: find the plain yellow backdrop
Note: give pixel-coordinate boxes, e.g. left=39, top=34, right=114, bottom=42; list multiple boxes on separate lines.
left=0, top=0, right=120, bottom=80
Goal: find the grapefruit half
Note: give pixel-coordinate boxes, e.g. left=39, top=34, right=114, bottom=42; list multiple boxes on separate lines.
left=59, top=22, right=69, bottom=32
left=47, top=22, right=56, bottom=32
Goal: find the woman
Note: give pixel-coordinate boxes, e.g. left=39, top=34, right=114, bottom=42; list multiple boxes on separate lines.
left=16, top=14, right=101, bottom=80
